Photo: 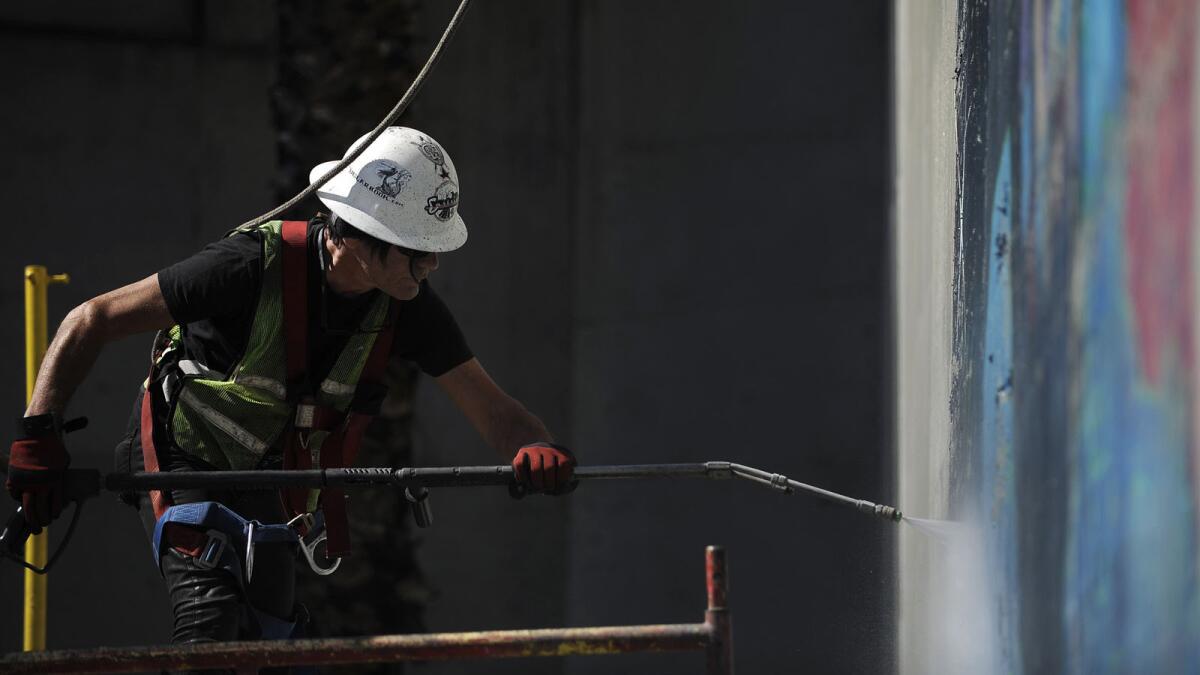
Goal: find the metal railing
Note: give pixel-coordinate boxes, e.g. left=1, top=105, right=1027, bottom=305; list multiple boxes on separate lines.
left=0, top=545, right=734, bottom=674
left=21, top=265, right=69, bottom=651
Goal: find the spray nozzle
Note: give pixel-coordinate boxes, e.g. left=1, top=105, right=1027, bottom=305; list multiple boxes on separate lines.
left=855, top=500, right=903, bottom=522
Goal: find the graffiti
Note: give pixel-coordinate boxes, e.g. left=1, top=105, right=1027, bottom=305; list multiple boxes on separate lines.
left=951, top=0, right=1200, bottom=672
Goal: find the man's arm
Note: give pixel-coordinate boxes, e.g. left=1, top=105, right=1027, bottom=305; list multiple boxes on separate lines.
left=435, top=357, right=575, bottom=493
left=435, top=357, right=552, bottom=453
left=10, top=273, right=175, bottom=529
left=27, top=273, right=175, bottom=416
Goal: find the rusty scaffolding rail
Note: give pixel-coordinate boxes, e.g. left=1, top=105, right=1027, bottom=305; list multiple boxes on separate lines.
left=0, top=545, right=733, bottom=674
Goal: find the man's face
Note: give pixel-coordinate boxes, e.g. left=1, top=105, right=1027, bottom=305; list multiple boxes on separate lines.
left=346, top=239, right=440, bottom=300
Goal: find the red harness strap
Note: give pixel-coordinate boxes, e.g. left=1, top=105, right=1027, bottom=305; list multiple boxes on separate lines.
left=141, top=358, right=208, bottom=557
left=316, top=310, right=396, bottom=556
left=279, top=219, right=311, bottom=517
left=278, top=219, right=397, bottom=557
left=140, top=385, right=169, bottom=519
left=281, top=220, right=309, bottom=401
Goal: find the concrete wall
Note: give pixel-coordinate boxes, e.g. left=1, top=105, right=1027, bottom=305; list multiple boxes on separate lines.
left=566, top=3, right=892, bottom=672
left=896, top=1, right=1200, bottom=673
left=893, top=1, right=960, bottom=673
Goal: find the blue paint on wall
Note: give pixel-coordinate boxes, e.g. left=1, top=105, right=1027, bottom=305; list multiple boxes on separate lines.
left=980, top=130, right=1019, bottom=672
left=951, top=0, right=1200, bottom=672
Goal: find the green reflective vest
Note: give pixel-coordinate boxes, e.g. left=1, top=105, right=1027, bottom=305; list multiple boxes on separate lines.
left=164, top=220, right=390, bottom=473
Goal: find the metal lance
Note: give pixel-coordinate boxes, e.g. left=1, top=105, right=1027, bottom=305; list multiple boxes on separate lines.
left=0, top=457, right=902, bottom=573
left=96, top=461, right=901, bottom=521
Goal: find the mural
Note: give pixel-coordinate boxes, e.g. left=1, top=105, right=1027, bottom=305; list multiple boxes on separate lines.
left=951, top=0, right=1200, bottom=671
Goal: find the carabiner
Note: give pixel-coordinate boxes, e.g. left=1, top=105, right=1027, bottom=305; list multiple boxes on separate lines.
left=244, top=521, right=256, bottom=583
left=288, top=512, right=341, bottom=576
left=300, top=529, right=341, bottom=576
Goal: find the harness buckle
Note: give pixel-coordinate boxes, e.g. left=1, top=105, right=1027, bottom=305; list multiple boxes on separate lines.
left=295, top=403, right=316, bottom=430
left=195, top=530, right=229, bottom=570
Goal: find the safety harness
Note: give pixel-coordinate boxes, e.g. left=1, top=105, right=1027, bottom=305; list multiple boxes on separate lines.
left=142, top=220, right=398, bottom=582
left=276, top=219, right=398, bottom=556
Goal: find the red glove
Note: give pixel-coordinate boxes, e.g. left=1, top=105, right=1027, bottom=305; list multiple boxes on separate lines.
left=6, top=434, right=70, bottom=532
left=512, top=442, right=576, bottom=495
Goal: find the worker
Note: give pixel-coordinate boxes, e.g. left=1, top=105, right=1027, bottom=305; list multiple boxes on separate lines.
left=6, top=126, right=575, bottom=645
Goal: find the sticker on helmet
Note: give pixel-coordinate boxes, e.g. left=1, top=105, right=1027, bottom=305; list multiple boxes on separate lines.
left=354, top=159, right=412, bottom=204
left=414, top=136, right=452, bottom=179
left=425, top=181, right=459, bottom=221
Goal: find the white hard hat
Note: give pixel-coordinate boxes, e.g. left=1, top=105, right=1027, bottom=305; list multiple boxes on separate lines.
left=309, top=127, right=467, bottom=252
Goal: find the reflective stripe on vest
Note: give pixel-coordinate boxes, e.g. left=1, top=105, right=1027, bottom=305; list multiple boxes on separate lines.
left=177, top=388, right=270, bottom=455
left=319, top=379, right=357, bottom=398
left=236, top=374, right=287, bottom=399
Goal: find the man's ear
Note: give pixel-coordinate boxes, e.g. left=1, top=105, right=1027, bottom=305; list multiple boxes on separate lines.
left=341, top=238, right=372, bottom=271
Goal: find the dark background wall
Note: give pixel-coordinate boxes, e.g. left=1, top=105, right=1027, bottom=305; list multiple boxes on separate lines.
left=0, top=2, right=892, bottom=673
left=0, top=0, right=278, bottom=652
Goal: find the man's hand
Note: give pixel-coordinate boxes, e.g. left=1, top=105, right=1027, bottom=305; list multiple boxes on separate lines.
left=6, top=430, right=71, bottom=532
left=512, top=442, right=576, bottom=495
left=437, top=359, right=575, bottom=493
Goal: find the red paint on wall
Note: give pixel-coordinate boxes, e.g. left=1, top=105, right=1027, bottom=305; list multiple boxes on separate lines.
left=1124, top=0, right=1196, bottom=384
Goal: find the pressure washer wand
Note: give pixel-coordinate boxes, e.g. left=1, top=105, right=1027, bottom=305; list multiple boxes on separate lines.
left=93, top=461, right=902, bottom=522
left=1, top=458, right=902, bottom=572
left=0, top=453, right=901, bottom=522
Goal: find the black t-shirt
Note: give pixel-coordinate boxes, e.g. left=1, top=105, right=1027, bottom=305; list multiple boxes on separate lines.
left=156, top=219, right=472, bottom=381
left=114, top=218, right=472, bottom=484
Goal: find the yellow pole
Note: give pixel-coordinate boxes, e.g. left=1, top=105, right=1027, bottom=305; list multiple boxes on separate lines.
left=22, top=265, right=68, bottom=652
